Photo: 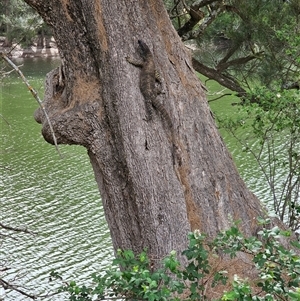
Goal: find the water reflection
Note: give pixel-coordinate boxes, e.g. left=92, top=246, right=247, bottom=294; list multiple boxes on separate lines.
left=1, top=58, right=113, bottom=300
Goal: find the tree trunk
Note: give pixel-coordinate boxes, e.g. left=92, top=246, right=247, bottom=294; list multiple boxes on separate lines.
left=36, top=30, right=44, bottom=49
left=24, top=0, right=265, bottom=263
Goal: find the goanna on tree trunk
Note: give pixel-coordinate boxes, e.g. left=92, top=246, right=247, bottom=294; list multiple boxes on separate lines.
left=24, top=0, right=266, bottom=264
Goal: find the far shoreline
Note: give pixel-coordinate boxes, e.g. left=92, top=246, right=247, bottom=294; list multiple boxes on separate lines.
left=0, top=37, right=60, bottom=59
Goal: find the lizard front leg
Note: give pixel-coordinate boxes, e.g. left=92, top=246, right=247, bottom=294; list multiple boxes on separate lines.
left=126, top=56, right=144, bottom=68
left=126, top=57, right=161, bottom=83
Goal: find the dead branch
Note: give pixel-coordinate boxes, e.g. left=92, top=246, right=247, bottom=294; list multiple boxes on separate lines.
left=0, top=278, right=37, bottom=299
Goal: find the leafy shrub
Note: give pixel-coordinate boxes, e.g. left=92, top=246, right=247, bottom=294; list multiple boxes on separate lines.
left=218, top=87, right=300, bottom=233
left=56, top=219, right=300, bottom=301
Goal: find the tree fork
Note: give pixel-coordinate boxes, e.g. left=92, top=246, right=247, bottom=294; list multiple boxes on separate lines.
left=23, top=0, right=272, bottom=263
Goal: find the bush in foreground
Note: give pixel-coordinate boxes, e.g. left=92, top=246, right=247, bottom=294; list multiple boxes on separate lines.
left=56, top=219, right=300, bottom=301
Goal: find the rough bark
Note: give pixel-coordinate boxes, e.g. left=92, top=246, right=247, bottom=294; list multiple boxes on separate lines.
left=24, top=0, right=266, bottom=263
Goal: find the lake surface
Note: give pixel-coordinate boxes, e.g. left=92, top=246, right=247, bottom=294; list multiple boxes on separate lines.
left=0, top=58, right=274, bottom=300
left=1, top=58, right=113, bottom=300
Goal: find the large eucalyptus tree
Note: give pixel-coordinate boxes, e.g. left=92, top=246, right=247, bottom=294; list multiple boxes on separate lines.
left=23, top=0, right=268, bottom=263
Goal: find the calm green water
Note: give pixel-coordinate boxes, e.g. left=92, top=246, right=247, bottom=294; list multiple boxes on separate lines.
left=1, top=58, right=113, bottom=301
left=0, top=59, right=272, bottom=301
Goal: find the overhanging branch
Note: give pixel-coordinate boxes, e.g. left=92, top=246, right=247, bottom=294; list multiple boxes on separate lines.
left=216, top=52, right=264, bottom=72
left=191, top=57, right=247, bottom=97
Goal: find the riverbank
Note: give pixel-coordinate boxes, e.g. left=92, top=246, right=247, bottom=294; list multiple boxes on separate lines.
left=0, top=36, right=59, bottom=58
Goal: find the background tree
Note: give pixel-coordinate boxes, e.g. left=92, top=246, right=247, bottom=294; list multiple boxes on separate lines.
left=165, top=0, right=300, bottom=97
left=0, top=0, right=51, bottom=48
left=21, top=0, right=288, bottom=268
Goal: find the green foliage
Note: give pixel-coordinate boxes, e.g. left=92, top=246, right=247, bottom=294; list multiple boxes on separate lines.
left=61, top=248, right=184, bottom=301
left=0, top=0, right=49, bottom=47
left=56, top=222, right=300, bottom=301
left=166, top=0, right=300, bottom=95
left=214, top=220, right=300, bottom=300
left=218, top=86, right=300, bottom=232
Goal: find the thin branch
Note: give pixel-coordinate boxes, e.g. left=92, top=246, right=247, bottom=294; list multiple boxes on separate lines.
left=1, top=52, right=63, bottom=158
left=0, top=222, right=37, bottom=235
left=216, top=52, right=264, bottom=72
left=191, top=57, right=247, bottom=97
left=0, top=113, right=11, bottom=127
left=0, top=278, right=37, bottom=299
left=208, top=93, right=234, bottom=102
left=169, top=0, right=182, bottom=15
left=217, top=43, right=242, bottom=66
left=177, top=0, right=205, bottom=36
left=181, top=2, right=224, bottom=41
left=2, top=65, right=22, bottom=76
left=191, top=0, right=222, bottom=9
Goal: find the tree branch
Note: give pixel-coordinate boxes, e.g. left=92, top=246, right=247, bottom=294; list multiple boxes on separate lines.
left=178, top=0, right=224, bottom=40
left=0, top=278, right=37, bottom=299
left=0, top=222, right=37, bottom=235
left=208, top=93, right=235, bottom=102
left=192, top=0, right=222, bottom=9
left=177, top=2, right=205, bottom=37
left=217, top=42, right=242, bottom=66
left=191, top=57, right=247, bottom=97
left=216, top=52, right=264, bottom=72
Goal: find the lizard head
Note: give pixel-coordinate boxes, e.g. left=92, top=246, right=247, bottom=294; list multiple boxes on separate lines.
left=138, top=40, right=151, bottom=59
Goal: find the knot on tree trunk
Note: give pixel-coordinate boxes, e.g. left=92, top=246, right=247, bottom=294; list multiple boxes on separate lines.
left=35, top=67, right=102, bottom=147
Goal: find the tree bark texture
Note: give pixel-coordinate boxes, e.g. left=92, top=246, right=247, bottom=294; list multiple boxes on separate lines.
left=24, top=0, right=265, bottom=261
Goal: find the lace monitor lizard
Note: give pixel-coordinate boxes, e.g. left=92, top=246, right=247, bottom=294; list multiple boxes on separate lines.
left=126, top=41, right=194, bottom=206
left=126, top=40, right=172, bottom=129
